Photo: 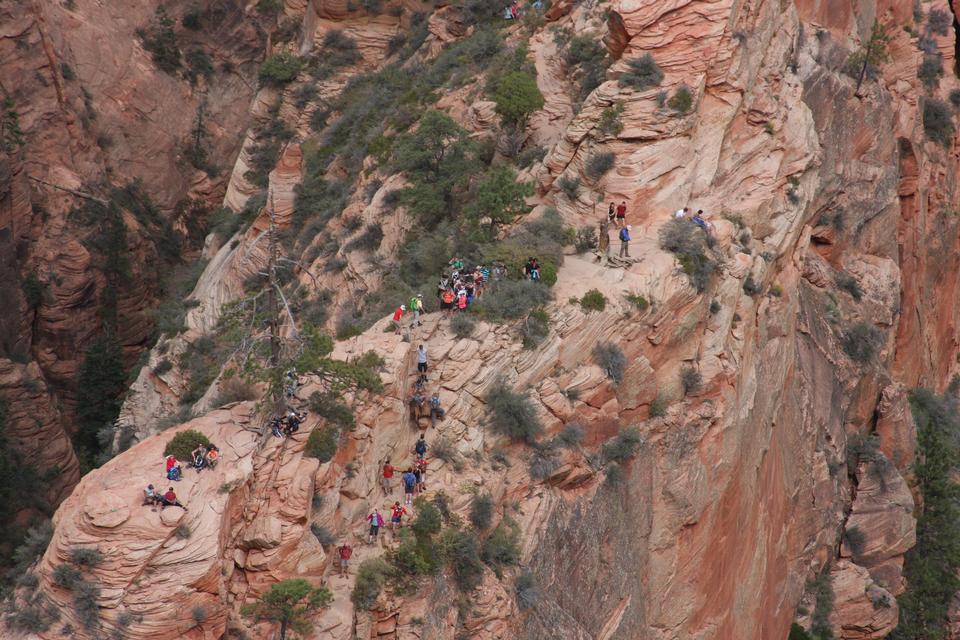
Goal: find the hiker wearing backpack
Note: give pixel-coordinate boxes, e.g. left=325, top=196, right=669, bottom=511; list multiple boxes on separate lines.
left=402, top=469, right=417, bottom=505
left=428, top=393, right=444, bottom=428
left=415, top=457, right=429, bottom=492
left=619, top=225, right=632, bottom=258
left=409, top=294, right=423, bottom=327
left=415, top=435, right=428, bottom=458
left=390, top=501, right=407, bottom=532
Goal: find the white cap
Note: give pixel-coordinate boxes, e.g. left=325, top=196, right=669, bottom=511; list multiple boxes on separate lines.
left=400, top=304, right=406, bottom=310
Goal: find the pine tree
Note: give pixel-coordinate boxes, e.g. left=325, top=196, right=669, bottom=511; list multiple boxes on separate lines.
left=75, top=332, right=126, bottom=465
left=847, top=20, right=892, bottom=96
left=240, top=579, right=332, bottom=640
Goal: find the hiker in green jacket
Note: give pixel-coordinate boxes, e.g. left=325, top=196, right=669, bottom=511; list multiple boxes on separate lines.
left=408, top=294, right=424, bottom=327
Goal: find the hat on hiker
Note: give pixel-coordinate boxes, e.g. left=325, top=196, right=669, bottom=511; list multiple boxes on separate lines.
left=417, top=293, right=423, bottom=298
left=400, top=305, right=406, bottom=310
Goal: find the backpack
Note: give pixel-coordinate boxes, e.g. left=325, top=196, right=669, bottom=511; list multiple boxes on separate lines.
left=404, top=473, right=416, bottom=489
left=619, top=228, right=629, bottom=241
left=415, top=440, right=427, bottom=455
left=409, top=297, right=419, bottom=311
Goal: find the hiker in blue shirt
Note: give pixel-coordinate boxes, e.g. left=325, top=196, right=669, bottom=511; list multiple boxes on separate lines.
left=618, top=225, right=632, bottom=258
left=402, top=468, right=417, bottom=505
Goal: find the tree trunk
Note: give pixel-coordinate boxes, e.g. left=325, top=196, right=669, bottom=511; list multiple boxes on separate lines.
left=266, top=196, right=282, bottom=409
left=279, top=620, right=288, bottom=640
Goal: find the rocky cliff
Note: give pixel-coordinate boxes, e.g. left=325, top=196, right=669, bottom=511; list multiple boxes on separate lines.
left=8, top=0, right=960, bottom=638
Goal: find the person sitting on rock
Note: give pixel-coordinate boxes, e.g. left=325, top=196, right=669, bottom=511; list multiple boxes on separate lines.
left=390, top=501, right=407, bottom=532
left=428, top=393, right=445, bottom=428
left=336, top=541, right=353, bottom=578
left=167, top=462, right=182, bottom=482
left=165, top=454, right=177, bottom=474
left=192, top=444, right=208, bottom=471
left=143, top=484, right=161, bottom=509
left=282, top=411, right=305, bottom=437
left=160, top=487, right=186, bottom=511
left=674, top=206, right=690, bottom=219
left=205, top=445, right=219, bottom=469
left=367, top=508, right=384, bottom=544
left=270, top=416, right=284, bottom=438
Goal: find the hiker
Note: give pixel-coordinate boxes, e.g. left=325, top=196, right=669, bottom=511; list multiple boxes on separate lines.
left=392, top=304, right=406, bottom=334
left=284, top=369, right=298, bottom=399
left=382, top=459, right=395, bottom=495
left=428, top=393, right=445, bottom=428
left=409, top=294, right=423, bottom=328
left=409, top=392, right=425, bottom=425
left=450, top=257, right=465, bottom=271
left=270, top=417, right=284, bottom=438
left=159, top=487, right=186, bottom=511
left=143, top=484, right=161, bottom=508
left=456, top=288, right=468, bottom=311
left=192, top=444, right=208, bottom=472
left=416, top=344, right=428, bottom=375
left=692, top=209, right=712, bottom=232
left=524, top=257, right=540, bottom=281
left=165, top=454, right=177, bottom=474
left=441, top=287, right=455, bottom=311
left=412, top=463, right=423, bottom=496
left=415, top=434, right=428, bottom=458
left=615, top=201, right=627, bottom=227
left=503, top=4, right=513, bottom=18
left=473, top=269, right=485, bottom=297
left=674, top=206, right=690, bottom=219
left=167, top=462, right=182, bottom=482
left=390, top=501, right=407, bottom=532
left=336, top=542, right=352, bottom=578
left=367, top=508, right=384, bottom=544
left=402, top=468, right=417, bottom=505
left=415, top=457, right=429, bottom=492
left=619, top=225, right=632, bottom=258
left=511, top=1, right=519, bottom=18
left=608, top=202, right=616, bottom=225
left=492, top=262, right=506, bottom=281
left=283, top=410, right=305, bottom=436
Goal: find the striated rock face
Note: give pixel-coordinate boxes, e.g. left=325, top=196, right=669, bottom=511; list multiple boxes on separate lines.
left=829, top=560, right=900, bottom=640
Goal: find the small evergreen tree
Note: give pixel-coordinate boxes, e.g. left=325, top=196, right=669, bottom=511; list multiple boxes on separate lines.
left=141, top=6, right=182, bottom=74
left=846, top=20, right=891, bottom=96
left=493, top=71, right=544, bottom=129
left=240, top=579, right=332, bottom=640
left=75, top=332, right=127, bottom=464
left=464, top=166, right=533, bottom=232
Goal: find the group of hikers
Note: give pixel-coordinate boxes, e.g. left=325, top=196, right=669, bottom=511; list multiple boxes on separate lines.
left=143, top=443, right=223, bottom=510
left=436, top=258, right=498, bottom=313
left=599, top=201, right=716, bottom=259
left=270, top=409, right=308, bottom=439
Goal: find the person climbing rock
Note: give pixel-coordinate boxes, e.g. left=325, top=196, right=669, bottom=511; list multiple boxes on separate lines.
left=284, top=369, right=298, bottom=399
left=402, top=468, right=417, bottom=506
left=416, top=344, right=428, bottom=375
left=415, top=457, right=429, bottom=492
left=367, top=508, right=384, bottom=544
left=283, top=410, right=305, bottom=436
left=393, top=304, right=406, bottom=334
left=415, top=434, right=428, bottom=458
left=382, top=459, right=395, bottom=495
left=337, top=541, right=353, bottom=578
left=409, top=392, right=425, bottom=425
left=619, top=225, right=632, bottom=258
left=391, top=501, right=407, bottom=532
left=616, top=201, right=627, bottom=227
left=692, top=209, right=712, bottom=235
left=428, top=393, right=445, bottom=428
left=160, top=487, right=186, bottom=511
left=674, top=206, right=690, bottom=219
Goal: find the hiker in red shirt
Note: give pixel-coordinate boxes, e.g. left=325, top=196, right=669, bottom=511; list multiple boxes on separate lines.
left=390, top=501, right=407, bottom=532
left=159, top=487, right=186, bottom=511
left=615, top=201, right=627, bottom=227
left=382, top=459, right=395, bottom=495
left=337, top=542, right=353, bottom=578
left=392, top=305, right=406, bottom=334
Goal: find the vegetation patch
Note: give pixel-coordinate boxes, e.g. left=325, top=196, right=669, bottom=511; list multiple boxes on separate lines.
left=485, top=379, right=543, bottom=443
left=164, top=429, right=211, bottom=462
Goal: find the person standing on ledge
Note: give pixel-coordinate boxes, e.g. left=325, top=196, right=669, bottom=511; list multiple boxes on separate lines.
left=619, top=225, right=632, bottom=258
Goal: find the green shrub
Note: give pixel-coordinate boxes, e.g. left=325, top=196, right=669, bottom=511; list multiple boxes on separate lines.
left=68, top=547, right=103, bottom=568
left=742, top=274, right=761, bottom=296
left=493, top=71, right=544, bottom=128
left=649, top=393, right=668, bottom=417
left=411, top=498, right=443, bottom=540
left=574, top=226, right=597, bottom=253
left=440, top=527, right=485, bottom=591
left=808, top=572, right=834, bottom=639
left=485, top=380, right=543, bottom=443
left=584, top=152, right=615, bottom=181
left=174, top=523, right=191, bottom=539
left=154, top=359, right=173, bottom=375
left=256, top=0, right=282, bottom=12
left=528, top=444, right=560, bottom=480
left=185, top=49, right=214, bottom=82
left=22, top=272, right=46, bottom=308
left=625, top=293, right=649, bottom=311
left=620, top=53, right=663, bottom=90
left=520, top=309, right=550, bottom=348
left=680, top=367, right=702, bottom=395
left=52, top=564, right=82, bottom=589
left=835, top=272, right=863, bottom=301
left=918, top=54, right=944, bottom=89
left=450, top=313, right=476, bottom=338
left=305, top=428, right=338, bottom=462
left=668, top=85, right=694, bottom=114
left=469, top=493, right=494, bottom=530
left=515, top=570, right=538, bottom=610
left=592, top=342, right=625, bottom=384
left=320, top=30, right=362, bottom=68
left=579, top=288, right=607, bottom=312
left=841, top=322, right=882, bottom=363
left=659, top=217, right=716, bottom=292
left=481, top=518, right=521, bottom=575
left=163, top=429, right=211, bottom=462
left=476, top=280, right=552, bottom=321
left=597, top=103, right=624, bottom=137
left=351, top=558, right=392, bottom=609
left=431, top=435, right=461, bottom=468
left=258, top=52, right=304, bottom=85
left=604, top=461, right=625, bottom=486
left=556, top=424, right=584, bottom=447
left=950, top=89, right=960, bottom=108
left=140, top=7, right=181, bottom=74
left=843, top=526, right=866, bottom=558
left=557, top=175, right=580, bottom=200
left=73, top=580, right=101, bottom=630
left=923, top=98, right=954, bottom=146
left=308, top=392, right=354, bottom=429
left=602, top=426, right=642, bottom=463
